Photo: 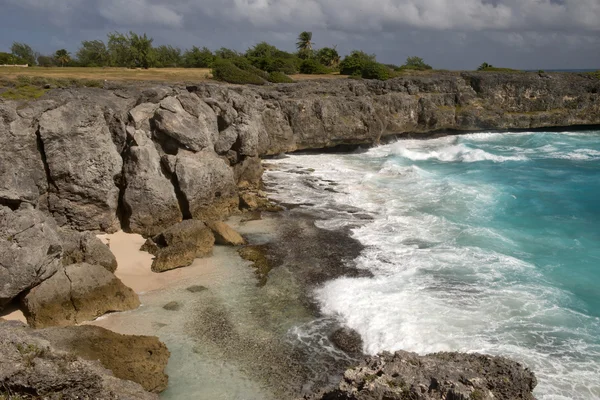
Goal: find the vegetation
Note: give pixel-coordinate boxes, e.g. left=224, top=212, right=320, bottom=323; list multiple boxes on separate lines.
left=3, top=31, right=442, bottom=83
left=211, top=59, right=265, bottom=85
left=398, top=56, right=432, bottom=71
left=477, top=62, right=520, bottom=72
left=0, top=75, right=102, bottom=101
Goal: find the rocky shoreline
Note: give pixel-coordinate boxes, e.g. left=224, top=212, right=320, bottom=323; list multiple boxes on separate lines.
left=2, top=72, right=598, bottom=398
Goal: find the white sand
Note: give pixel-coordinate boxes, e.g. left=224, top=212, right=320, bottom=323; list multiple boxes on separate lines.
left=97, top=230, right=226, bottom=294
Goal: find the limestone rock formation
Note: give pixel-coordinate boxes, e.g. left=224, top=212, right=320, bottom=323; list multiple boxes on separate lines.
left=38, top=102, right=122, bottom=232
left=163, top=150, right=238, bottom=222
left=309, top=350, right=537, bottom=400
left=36, top=325, right=170, bottom=393
left=21, top=263, right=140, bottom=328
left=60, top=229, right=118, bottom=272
left=142, top=220, right=215, bottom=272
left=0, top=103, right=47, bottom=208
left=206, top=221, right=246, bottom=246
left=0, top=206, right=62, bottom=309
left=122, top=128, right=182, bottom=236
left=0, top=320, right=158, bottom=400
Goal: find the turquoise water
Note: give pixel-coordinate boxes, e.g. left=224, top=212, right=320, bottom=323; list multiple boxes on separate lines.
left=266, top=131, right=600, bottom=399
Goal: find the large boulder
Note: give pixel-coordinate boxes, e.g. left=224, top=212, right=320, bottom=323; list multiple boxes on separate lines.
left=310, top=350, right=537, bottom=400
left=0, top=104, right=47, bottom=208
left=0, top=320, right=157, bottom=400
left=0, top=206, right=62, bottom=310
left=141, top=220, right=215, bottom=273
left=205, top=221, right=245, bottom=246
left=36, top=325, right=170, bottom=393
left=38, top=102, right=123, bottom=232
left=21, top=263, right=140, bottom=328
left=163, top=150, right=238, bottom=222
left=122, top=128, right=182, bottom=236
left=152, top=96, right=215, bottom=152
left=59, top=229, right=117, bottom=272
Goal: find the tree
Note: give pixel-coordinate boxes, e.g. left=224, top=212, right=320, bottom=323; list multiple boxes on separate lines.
left=11, top=42, right=36, bottom=66
left=183, top=46, right=215, bottom=68
left=155, top=45, right=181, bottom=67
left=339, top=50, right=376, bottom=75
left=107, top=32, right=133, bottom=67
left=296, top=31, right=313, bottom=51
left=129, top=32, right=155, bottom=69
left=478, top=62, right=493, bottom=71
left=37, top=55, right=57, bottom=67
left=316, top=47, right=340, bottom=67
left=54, top=49, right=71, bottom=67
left=214, top=47, right=241, bottom=60
left=76, top=40, right=110, bottom=67
left=0, top=52, right=25, bottom=65
left=401, top=56, right=432, bottom=71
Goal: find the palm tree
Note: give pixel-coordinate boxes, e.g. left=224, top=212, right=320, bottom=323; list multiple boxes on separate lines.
left=296, top=31, right=313, bottom=52
left=55, top=49, right=71, bottom=67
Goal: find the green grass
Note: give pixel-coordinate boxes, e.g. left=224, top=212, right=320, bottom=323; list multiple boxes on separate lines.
left=0, top=75, right=103, bottom=101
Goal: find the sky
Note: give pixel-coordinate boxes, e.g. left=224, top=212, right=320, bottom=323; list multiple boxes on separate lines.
left=0, top=0, right=599, bottom=70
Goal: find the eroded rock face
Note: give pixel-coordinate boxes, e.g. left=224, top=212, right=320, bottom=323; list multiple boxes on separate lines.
left=60, top=229, right=118, bottom=272
left=38, top=102, right=122, bottom=232
left=0, top=320, right=158, bottom=400
left=163, top=150, right=239, bottom=222
left=122, top=128, right=182, bottom=236
left=0, top=206, right=62, bottom=309
left=142, top=220, right=215, bottom=272
left=21, top=263, right=140, bottom=328
left=330, top=328, right=363, bottom=354
left=36, top=325, right=170, bottom=393
left=0, top=104, right=47, bottom=208
left=309, top=350, right=537, bottom=400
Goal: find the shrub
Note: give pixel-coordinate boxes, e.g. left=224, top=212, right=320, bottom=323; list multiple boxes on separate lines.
left=230, top=57, right=270, bottom=80
left=268, top=71, right=294, bottom=83
left=299, top=58, right=329, bottom=74
left=397, top=56, right=432, bottom=71
left=183, top=46, right=214, bottom=68
left=339, top=50, right=376, bottom=76
left=361, top=62, right=390, bottom=80
left=211, top=59, right=265, bottom=85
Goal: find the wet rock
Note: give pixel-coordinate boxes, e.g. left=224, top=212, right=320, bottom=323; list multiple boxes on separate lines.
left=59, top=229, right=117, bottom=272
left=0, top=206, right=62, bottom=309
left=0, top=320, right=158, bottom=399
left=330, top=328, right=363, bottom=353
left=21, top=263, right=140, bottom=328
left=162, top=301, right=181, bottom=311
left=36, top=325, right=170, bottom=393
left=234, top=156, right=264, bottom=188
left=186, top=285, right=208, bottom=293
left=206, top=221, right=246, bottom=246
left=238, top=245, right=272, bottom=286
left=144, top=220, right=215, bottom=273
left=309, top=350, right=537, bottom=400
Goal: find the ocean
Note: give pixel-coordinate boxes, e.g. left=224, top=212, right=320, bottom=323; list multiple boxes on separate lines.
left=265, top=130, right=600, bottom=400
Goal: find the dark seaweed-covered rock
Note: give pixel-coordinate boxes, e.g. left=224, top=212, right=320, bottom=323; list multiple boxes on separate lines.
left=307, top=350, right=537, bottom=400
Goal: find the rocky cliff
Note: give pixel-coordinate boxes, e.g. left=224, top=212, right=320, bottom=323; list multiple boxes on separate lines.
left=1, top=72, right=598, bottom=240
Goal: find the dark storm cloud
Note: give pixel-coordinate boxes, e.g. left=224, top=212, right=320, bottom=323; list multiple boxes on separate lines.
left=1, top=0, right=599, bottom=69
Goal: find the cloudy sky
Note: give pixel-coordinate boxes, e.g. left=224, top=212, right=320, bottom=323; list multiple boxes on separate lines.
left=1, top=0, right=599, bottom=70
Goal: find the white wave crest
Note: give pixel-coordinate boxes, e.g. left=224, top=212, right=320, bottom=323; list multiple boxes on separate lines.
left=391, top=142, right=527, bottom=163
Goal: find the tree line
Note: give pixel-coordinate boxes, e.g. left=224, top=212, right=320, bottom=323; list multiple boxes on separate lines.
left=1, top=31, right=433, bottom=78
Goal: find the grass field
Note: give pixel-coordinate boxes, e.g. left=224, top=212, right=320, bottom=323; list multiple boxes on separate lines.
left=0, top=66, right=345, bottom=83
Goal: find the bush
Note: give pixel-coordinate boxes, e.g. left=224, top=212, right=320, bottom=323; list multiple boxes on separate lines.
left=299, top=58, right=329, bottom=74
left=361, top=62, right=390, bottom=80
left=399, top=56, right=433, bottom=71
left=268, top=71, right=294, bottom=83
left=230, top=57, right=270, bottom=80
left=339, top=50, right=376, bottom=76
left=211, top=59, right=265, bottom=85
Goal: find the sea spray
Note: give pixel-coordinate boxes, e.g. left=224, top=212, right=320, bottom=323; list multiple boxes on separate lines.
left=264, top=130, right=600, bottom=400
